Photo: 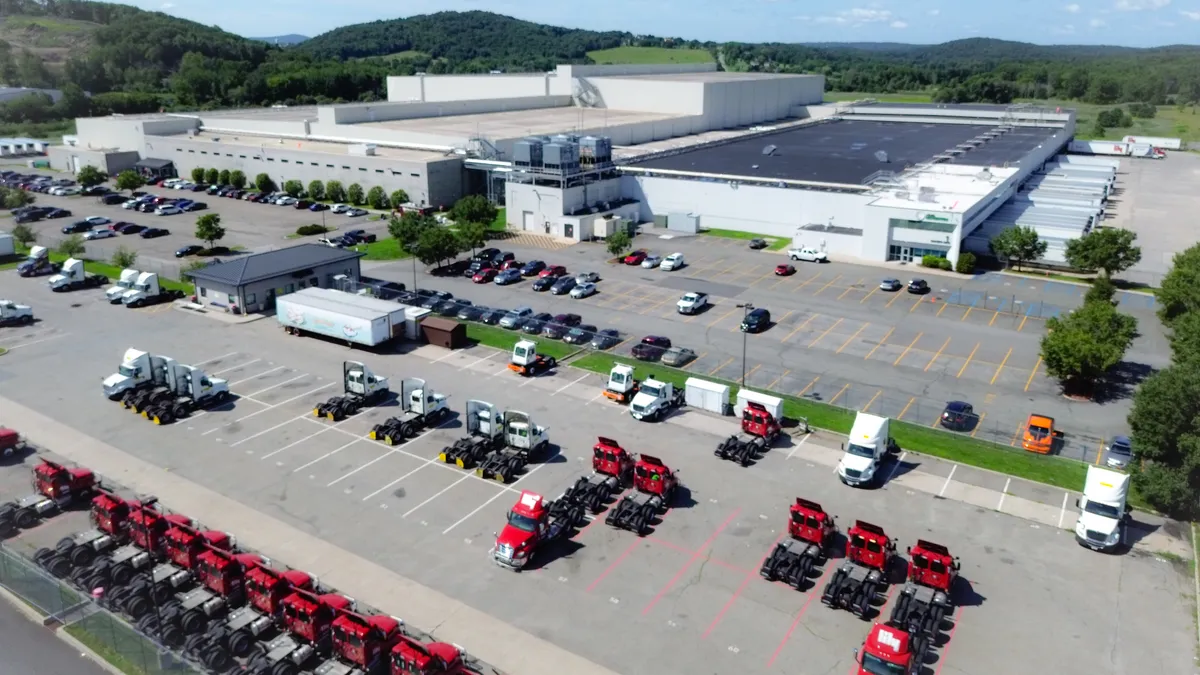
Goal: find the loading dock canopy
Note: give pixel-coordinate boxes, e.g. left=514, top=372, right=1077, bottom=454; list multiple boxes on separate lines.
left=135, top=158, right=174, bottom=170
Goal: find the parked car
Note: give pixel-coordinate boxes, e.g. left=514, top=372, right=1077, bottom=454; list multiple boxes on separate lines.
left=345, top=208, right=368, bottom=217
left=140, top=228, right=169, bottom=239
left=457, top=305, right=487, bottom=321
left=907, top=279, right=930, bottom=294
left=494, top=269, right=522, bottom=285
left=1104, top=435, right=1133, bottom=470
left=331, top=203, right=351, bottom=213
left=590, top=329, right=620, bottom=350
left=632, top=336, right=672, bottom=361
left=155, top=205, right=182, bottom=216
left=182, top=201, right=207, bottom=212
left=309, top=202, right=329, bottom=211
left=294, top=200, right=310, bottom=210
left=44, top=208, right=70, bottom=219
left=575, top=272, right=600, bottom=284
left=84, top=228, right=116, bottom=240
left=341, top=230, right=375, bottom=244
left=101, top=194, right=127, bottom=205
left=563, top=324, right=598, bottom=345
left=775, top=264, right=796, bottom=276
left=641, top=254, right=662, bottom=269
left=748, top=238, right=769, bottom=250
left=660, top=253, right=685, bottom=271
left=436, top=299, right=468, bottom=317
left=472, top=268, right=498, bottom=284
left=62, top=220, right=93, bottom=234
left=788, top=246, right=828, bottom=262
left=84, top=216, right=111, bottom=226
left=490, top=251, right=515, bottom=267
left=499, top=306, right=534, bottom=329
left=115, top=222, right=144, bottom=234
left=550, top=277, right=577, bottom=295
left=520, top=312, right=554, bottom=335
left=623, top=250, right=647, bottom=265
left=661, top=346, right=697, bottom=367
left=479, top=308, right=507, bottom=325
left=275, top=196, right=297, bottom=206
left=81, top=185, right=110, bottom=196
left=473, top=248, right=501, bottom=262
left=570, top=282, right=597, bottom=299
left=531, top=275, right=558, bottom=292
left=542, top=314, right=582, bottom=339
left=175, top=245, right=204, bottom=258
left=879, top=278, right=903, bottom=292
left=520, top=260, right=546, bottom=276
left=740, top=307, right=771, bottom=333
left=500, top=259, right=523, bottom=271
left=940, top=401, right=976, bottom=431
left=539, top=265, right=567, bottom=279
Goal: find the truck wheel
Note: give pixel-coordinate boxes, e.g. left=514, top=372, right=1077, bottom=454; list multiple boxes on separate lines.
left=69, top=545, right=95, bottom=567
left=271, top=662, right=299, bottom=675
left=227, top=629, right=254, bottom=657
left=110, top=563, right=133, bottom=586
left=160, top=624, right=183, bottom=647
left=183, top=633, right=209, bottom=656
left=19, top=315, right=32, bottom=325
left=151, top=583, right=171, bottom=605
left=547, top=357, right=557, bottom=369
left=204, top=646, right=232, bottom=672
left=172, top=402, right=189, bottom=420
left=180, top=609, right=206, bottom=634
left=125, top=595, right=151, bottom=619
left=14, top=508, right=37, bottom=529
left=55, top=537, right=77, bottom=553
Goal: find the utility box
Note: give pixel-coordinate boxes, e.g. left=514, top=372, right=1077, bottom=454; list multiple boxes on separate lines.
left=685, top=378, right=730, bottom=415
left=421, top=317, right=467, bottom=349
left=403, top=306, right=432, bottom=340
left=0, top=233, right=13, bottom=258
left=735, top=389, right=784, bottom=422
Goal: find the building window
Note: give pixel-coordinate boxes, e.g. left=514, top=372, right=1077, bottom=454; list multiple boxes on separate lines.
left=267, top=158, right=275, bottom=162
left=889, top=217, right=955, bottom=233
left=252, top=156, right=260, bottom=160
left=309, top=278, right=319, bottom=287
left=188, top=150, right=195, bottom=153
left=246, top=293, right=256, bottom=304
left=410, top=173, right=420, bottom=177
left=281, top=159, right=289, bottom=163
left=375, top=169, right=383, bottom=174
left=239, top=155, right=246, bottom=159
left=285, top=283, right=295, bottom=294
left=359, top=167, right=367, bottom=172
left=199, top=287, right=207, bottom=297
left=311, top=162, right=318, bottom=166
left=342, top=166, right=350, bottom=170
left=888, top=245, right=948, bottom=262
left=226, top=153, right=233, bottom=157
left=201, top=151, right=208, bottom=155
left=227, top=294, right=236, bottom=304
left=175, top=148, right=182, bottom=152
left=326, top=164, right=334, bottom=168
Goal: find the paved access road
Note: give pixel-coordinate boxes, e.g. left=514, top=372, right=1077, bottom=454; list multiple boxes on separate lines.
left=0, top=599, right=110, bottom=675
left=0, top=267, right=1191, bottom=675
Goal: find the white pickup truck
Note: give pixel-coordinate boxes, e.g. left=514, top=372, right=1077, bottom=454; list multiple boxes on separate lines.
left=788, top=246, right=828, bottom=262
left=677, top=292, right=709, bottom=315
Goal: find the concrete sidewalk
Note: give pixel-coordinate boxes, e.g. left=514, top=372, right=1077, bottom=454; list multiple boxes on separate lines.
left=0, top=395, right=618, bottom=675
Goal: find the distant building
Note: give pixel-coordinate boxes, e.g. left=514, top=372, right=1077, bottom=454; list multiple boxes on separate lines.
left=0, top=87, right=64, bottom=104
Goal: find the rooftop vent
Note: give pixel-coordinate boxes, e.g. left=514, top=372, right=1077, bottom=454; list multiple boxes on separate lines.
left=762, top=144, right=778, bottom=156
left=874, top=150, right=889, bottom=163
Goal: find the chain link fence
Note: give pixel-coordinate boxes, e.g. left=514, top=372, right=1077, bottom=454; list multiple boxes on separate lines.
left=0, top=543, right=199, bottom=675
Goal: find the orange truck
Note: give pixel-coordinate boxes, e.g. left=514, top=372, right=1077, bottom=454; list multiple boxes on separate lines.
left=1022, top=414, right=1059, bottom=454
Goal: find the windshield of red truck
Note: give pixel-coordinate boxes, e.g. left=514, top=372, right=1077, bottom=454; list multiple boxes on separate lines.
left=861, top=652, right=906, bottom=675
left=507, top=512, right=537, bottom=532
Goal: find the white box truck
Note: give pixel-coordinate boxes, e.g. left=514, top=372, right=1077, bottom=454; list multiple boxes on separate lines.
left=1074, top=466, right=1131, bottom=553
left=1067, top=140, right=1131, bottom=156
left=277, top=287, right=408, bottom=347
left=1122, top=135, right=1183, bottom=151
left=836, top=412, right=898, bottom=488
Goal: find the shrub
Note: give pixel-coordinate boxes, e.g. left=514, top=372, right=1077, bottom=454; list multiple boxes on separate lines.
left=921, top=254, right=943, bottom=268
left=955, top=252, right=976, bottom=274
left=937, top=257, right=952, bottom=270
left=296, top=224, right=330, bottom=236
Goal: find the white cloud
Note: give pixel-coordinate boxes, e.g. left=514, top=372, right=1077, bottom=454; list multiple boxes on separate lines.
left=1054, top=23, right=1077, bottom=33
left=816, top=7, right=899, bottom=24
left=891, top=20, right=908, bottom=28
left=928, top=9, right=940, bottom=15
left=161, top=1, right=174, bottom=7
left=1181, top=9, right=1200, bottom=19
left=1114, top=0, right=1170, bottom=10
left=1090, top=17, right=1108, bottom=25
left=1065, top=3, right=1081, bottom=12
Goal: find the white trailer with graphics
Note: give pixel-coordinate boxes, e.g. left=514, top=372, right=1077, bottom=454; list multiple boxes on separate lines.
left=276, top=287, right=407, bottom=347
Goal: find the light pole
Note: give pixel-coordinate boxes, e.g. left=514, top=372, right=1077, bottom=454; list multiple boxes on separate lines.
left=407, top=242, right=418, bottom=291
left=737, top=302, right=753, bottom=386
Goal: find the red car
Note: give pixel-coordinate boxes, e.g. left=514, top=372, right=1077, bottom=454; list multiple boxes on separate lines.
left=500, top=259, right=523, bottom=271
left=623, top=250, right=647, bottom=265
left=775, top=264, right=796, bottom=276
left=472, top=268, right=498, bottom=283
left=539, top=265, right=567, bottom=278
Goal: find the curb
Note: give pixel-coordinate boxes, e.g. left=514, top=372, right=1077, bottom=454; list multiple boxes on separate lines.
left=997, top=269, right=1156, bottom=298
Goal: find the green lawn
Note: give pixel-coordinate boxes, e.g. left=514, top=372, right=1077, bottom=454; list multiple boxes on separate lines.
left=348, top=238, right=409, bottom=261
left=489, top=207, right=507, bottom=233
left=822, top=91, right=935, bottom=103
left=63, top=623, right=150, bottom=675
left=1008, top=269, right=1159, bottom=294
left=586, top=46, right=714, bottom=65
left=466, top=323, right=575, bottom=360
left=700, top=228, right=790, bottom=251
left=1026, top=99, right=1200, bottom=144
left=8, top=245, right=191, bottom=292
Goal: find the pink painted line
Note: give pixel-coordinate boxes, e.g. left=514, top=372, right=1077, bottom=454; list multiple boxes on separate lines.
left=640, top=508, right=742, bottom=616
left=702, top=531, right=787, bottom=639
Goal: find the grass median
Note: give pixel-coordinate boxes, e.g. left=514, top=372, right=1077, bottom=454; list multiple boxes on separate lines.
left=63, top=623, right=148, bottom=675
left=569, top=352, right=1107, bottom=497
left=348, top=238, right=410, bottom=260
left=465, top=323, right=575, bottom=360
left=700, top=228, right=790, bottom=251
left=12, top=244, right=191, bottom=292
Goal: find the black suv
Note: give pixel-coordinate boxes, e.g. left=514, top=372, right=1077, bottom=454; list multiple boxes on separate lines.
left=521, top=312, right=555, bottom=334
left=740, top=308, right=771, bottom=333
left=474, top=247, right=501, bottom=262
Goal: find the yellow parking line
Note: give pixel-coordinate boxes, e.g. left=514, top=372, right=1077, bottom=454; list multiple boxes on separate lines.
left=749, top=269, right=778, bottom=287
left=828, top=383, right=850, bottom=405
left=796, top=273, right=823, bottom=292
left=923, top=337, right=951, bottom=372
left=1023, top=356, right=1042, bottom=392
left=797, top=376, right=819, bottom=396
left=836, top=278, right=864, bottom=300
left=860, top=287, right=880, bottom=304
left=707, top=306, right=740, bottom=328
left=988, top=310, right=1001, bottom=326
left=970, top=412, right=986, bottom=438
left=909, top=296, right=926, bottom=313
left=720, top=262, right=742, bottom=275
left=990, top=347, right=1012, bottom=385
left=1017, top=315, right=1029, bottom=332
left=1094, top=438, right=1104, bottom=465
left=930, top=412, right=943, bottom=428
left=861, top=390, right=882, bottom=412
left=885, top=291, right=905, bottom=308
left=813, top=274, right=843, bottom=296
left=682, top=352, right=706, bottom=370
left=956, top=342, right=980, bottom=378
left=765, top=369, right=790, bottom=391
left=781, top=313, right=820, bottom=343
left=808, top=318, right=844, bottom=348
left=935, top=301, right=952, bottom=318
left=768, top=275, right=792, bottom=290
left=863, top=326, right=894, bottom=360
left=961, top=306, right=974, bottom=321
left=897, top=396, right=916, bottom=419
left=708, top=356, right=735, bottom=376
left=1009, top=420, right=1024, bottom=447
left=836, top=322, right=869, bottom=354
left=774, top=310, right=796, bottom=328
left=893, top=332, right=923, bottom=366
left=740, top=363, right=762, bottom=384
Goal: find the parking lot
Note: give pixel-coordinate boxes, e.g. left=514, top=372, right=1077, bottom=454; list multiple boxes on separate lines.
left=0, top=266, right=1191, bottom=675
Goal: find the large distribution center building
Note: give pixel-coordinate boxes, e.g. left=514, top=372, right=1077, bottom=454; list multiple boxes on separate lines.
left=53, top=61, right=1086, bottom=267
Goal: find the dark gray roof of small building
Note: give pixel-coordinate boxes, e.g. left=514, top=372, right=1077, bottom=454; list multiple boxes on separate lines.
left=186, top=244, right=363, bottom=286
left=135, top=158, right=174, bottom=169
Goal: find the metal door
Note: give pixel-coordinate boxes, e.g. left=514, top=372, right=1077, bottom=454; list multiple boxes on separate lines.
left=900, top=246, right=913, bottom=262
left=522, top=210, right=534, bottom=231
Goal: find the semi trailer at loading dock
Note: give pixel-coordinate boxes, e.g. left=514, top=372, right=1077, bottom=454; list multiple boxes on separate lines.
left=276, top=287, right=428, bottom=347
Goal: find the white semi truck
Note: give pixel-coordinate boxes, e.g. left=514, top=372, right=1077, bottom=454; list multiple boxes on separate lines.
left=120, top=272, right=185, bottom=308
left=1074, top=466, right=1131, bottom=553
left=106, top=269, right=141, bottom=303
left=837, top=412, right=898, bottom=488
left=48, top=259, right=107, bottom=292
left=103, top=349, right=170, bottom=400
left=0, top=299, right=34, bottom=326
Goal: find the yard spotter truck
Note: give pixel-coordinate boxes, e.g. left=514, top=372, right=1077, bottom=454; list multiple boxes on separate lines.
left=489, top=490, right=585, bottom=571
left=47, top=258, right=108, bottom=292
left=474, top=410, right=551, bottom=484
left=368, top=378, right=450, bottom=445
left=759, top=498, right=839, bottom=590
left=0, top=458, right=99, bottom=537
left=602, top=363, right=640, bottom=403
left=714, top=401, right=782, bottom=466
left=508, top=339, right=557, bottom=376
left=853, top=541, right=961, bottom=675
left=605, top=453, right=679, bottom=536
left=821, top=520, right=897, bottom=619
left=105, top=268, right=141, bottom=303
left=557, top=437, right=636, bottom=514
left=120, top=271, right=185, bottom=308
left=315, top=361, right=390, bottom=422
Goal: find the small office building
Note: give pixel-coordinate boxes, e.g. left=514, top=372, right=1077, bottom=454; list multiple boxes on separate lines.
left=185, top=244, right=364, bottom=314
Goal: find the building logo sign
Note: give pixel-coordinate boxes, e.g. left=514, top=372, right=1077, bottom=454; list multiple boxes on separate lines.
left=923, top=214, right=952, bottom=223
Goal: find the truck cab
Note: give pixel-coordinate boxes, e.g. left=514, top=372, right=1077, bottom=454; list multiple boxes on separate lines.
left=603, top=364, right=639, bottom=403
left=503, top=410, right=548, bottom=453
left=837, top=413, right=895, bottom=487
left=195, top=548, right=263, bottom=604
left=1022, top=414, right=1057, bottom=454
left=391, top=637, right=468, bottom=675
left=121, top=272, right=159, bottom=306
left=282, top=590, right=353, bottom=649
left=629, top=379, right=683, bottom=422
left=1075, top=466, right=1131, bottom=552
left=0, top=299, right=33, bottom=326
left=16, top=246, right=58, bottom=277
left=330, top=611, right=402, bottom=672
left=508, top=339, right=556, bottom=376
left=47, top=258, right=85, bottom=290
left=244, top=564, right=314, bottom=617
left=593, top=437, right=634, bottom=484
left=34, top=459, right=96, bottom=504
left=106, top=268, right=140, bottom=303
left=103, top=349, right=169, bottom=399
left=742, top=401, right=781, bottom=442
left=90, top=490, right=131, bottom=536
left=854, top=623, right=913, bottom=675
left=163, top=521, right=233, bottom=570
left=346, top=361, right=389, bottom=397
left=406, top=378, right=447, bottom=418
left=493, top=491, right=552, bottom=570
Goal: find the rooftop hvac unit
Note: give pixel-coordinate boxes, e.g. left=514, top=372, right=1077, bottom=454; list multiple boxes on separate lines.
left=349, top=144, right=377, bottom=156
left=918, top=193, right=937, bottom=203
left=874, top=150, right=889, bottom=163
left=762, top=144, right=778, bottom=156
left=919, top=186, right=935, bottom=193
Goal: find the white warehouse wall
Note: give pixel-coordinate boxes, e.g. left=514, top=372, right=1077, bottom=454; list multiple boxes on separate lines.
left=387, top=74, right=551, bottom=102
left=74, top=116, right=197, bottom=152
left=579, top=78, right=706, bottom=115
left=321, top=96, right=570, bottom=125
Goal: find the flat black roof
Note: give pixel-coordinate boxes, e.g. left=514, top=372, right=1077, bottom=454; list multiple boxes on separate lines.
left=629, top=120, right=1061, bottom=185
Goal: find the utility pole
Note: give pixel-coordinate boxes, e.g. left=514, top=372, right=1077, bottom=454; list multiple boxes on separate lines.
left=737, top=302, right=754, bottom=386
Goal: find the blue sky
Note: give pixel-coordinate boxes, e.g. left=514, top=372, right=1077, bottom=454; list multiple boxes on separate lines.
left=120, top=0, right=1200, bottom=47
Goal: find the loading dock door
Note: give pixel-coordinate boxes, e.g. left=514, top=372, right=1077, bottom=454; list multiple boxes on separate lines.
left=521, top=210, right=534, bottom=232
left=71, top=156, right=81, bottom=173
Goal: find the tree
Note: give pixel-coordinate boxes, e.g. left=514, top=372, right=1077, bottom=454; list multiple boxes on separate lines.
left=1064, top=227, right=1141, bottom=277
left=191, top=167, right=206, bottom=183
left=1127, top=359, right=1200, bottom=518
left=255, top=173, right=276, bottom=193
left=456, top=221, right=488, bottom=257
left=366, top=186, right=388, bottom=210
left=115, top=170, right=144, bottom=195
left=205, top=168, right=219, bottom=185
left=1083, top=276, right=1117, bottom=306
left=58, top=234, right=86, bottom=258
left=283, top=180, right=304, bottom=198
left=111, top=246, right=138, bottom=269
left=1040, top=299, right=1137, bottom=396
left=307, top=180, right=325, bottom=201
left=325, top=180, right=346, bottom=203
left=1, top=187, right=32, bottom=209
left=229, top=170, right=246, bottom=189
left=448, top=194, right=497, bottom=228
left=218, top=169, right=231, bottom=185
left=606, top=229, right=633, bottom=258
left=194, top=213, right=226, bottom=250
left=1168, top=312, right=1200, bottom=365
left=387, top=212, right=435, bottom=250
left=389, top=189, right=409, bottom=208
left=75, top=165, right=108, bottom=188
left=347, top=183, right=364, bottom=206
left=1157, top=244, right=1200, bottom=326
left=413, top=225, right=463, bottom=269
left=988, top=225, right=1047, bottom=271
left=10, top=223, right=35, bottom=247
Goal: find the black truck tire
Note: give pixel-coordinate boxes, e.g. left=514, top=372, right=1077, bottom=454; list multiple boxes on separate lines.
left=204, top=646, right=232, bottom=672
left=109, top=562, right=134, bottom=586
left=124, top=595, right=151, bottom=619
left=228, top=628, right=254, bottom=657
left=69, top=544, right=94, bottom=567
left=14, top=508, right=37, bottom=529
left=271, top=661, right=299, bottom=675
left=179, top=609, right=206, bottom=634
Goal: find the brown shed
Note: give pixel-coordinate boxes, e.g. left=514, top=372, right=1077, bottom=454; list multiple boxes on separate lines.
left=421, top=317, right=467, bottom=349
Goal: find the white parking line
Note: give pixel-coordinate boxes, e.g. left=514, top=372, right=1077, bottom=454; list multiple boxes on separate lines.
left=327, top=419, right=453, bottom=487
left=202, top=382, right=333, bottom=436
left=585, top=393, right=604, bottom=406
left=243, top=374, right=307, bottom=398
left=786, top=434, right=811, bottom=460
left=458, top=352, right=496, bottom=371
left=938, top=465, right=958, bottom=498
left=291, top=438, right=363, bottom=473
left=554, top=373, right=590, bottom=395
left=210, top=358, right=261, bottom=376
left=228, top=413, right=311, bottom=447
left=431, top=350, right=458, bottom=363
left=996, top=477, right=1012, bottom=511
left=360, top=462, right=437, bottom=500
left=519, top=375, right=539, bottom=388
left=882, top=451, right=906, bottom=482
left=260, top=414, right=360, bottom=459
left=492, top=367, right=511, bottom=377
left=403, top=475, right=470, bottom=518
left=1058, top=491, right=1069, bottom=528
left=229, top=365, right=287, bottom=386
left=192, top=351, right=239, bottom=367
left=442, top=463, right=549, bottom=535
left=4, top=332, right=69, bottom=350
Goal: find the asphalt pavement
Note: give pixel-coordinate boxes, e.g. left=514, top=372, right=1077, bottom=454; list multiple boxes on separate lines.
left=0, top=598, right=111, bottom=675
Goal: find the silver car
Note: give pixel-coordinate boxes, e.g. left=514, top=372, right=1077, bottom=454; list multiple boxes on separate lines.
left=640, top=254, right=662, bottom=269
left=570, top=282, right=597, bottom=298
left=661, top=346, right=697, bottom=367
left=575, top=272, right=600, bottom=284
left=498, top=306, right=534, bottom=329
left=1104, top=436, right=1133, bottom=469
